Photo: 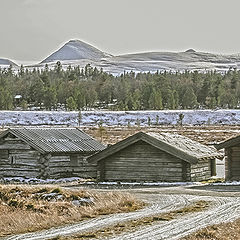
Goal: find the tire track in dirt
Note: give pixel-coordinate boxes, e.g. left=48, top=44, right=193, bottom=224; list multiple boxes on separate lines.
left=110, top=196, right=240, bottom=240
left=2, top=194, right=191, bottom=240
left=3, top=192, right=240, bottom=240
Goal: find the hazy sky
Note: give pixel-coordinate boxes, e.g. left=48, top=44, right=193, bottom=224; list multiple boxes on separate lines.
left=1, top=0, right=240, bottom=63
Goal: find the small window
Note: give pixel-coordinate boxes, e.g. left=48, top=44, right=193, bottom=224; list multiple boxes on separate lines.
left=70, top=155, right=78, bottom=167
left=9, top=155, right=16, bottom=165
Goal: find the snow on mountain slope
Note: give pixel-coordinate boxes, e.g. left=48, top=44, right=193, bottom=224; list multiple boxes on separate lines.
left=0, top=58, right=18, bottom=67
left=37, top=40, right=240, bottom=74
left=41, top=40, right=112, bottom=63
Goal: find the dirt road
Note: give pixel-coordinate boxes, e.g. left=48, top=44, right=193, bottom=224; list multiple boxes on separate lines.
left=2, top=185, right=240, bottom=240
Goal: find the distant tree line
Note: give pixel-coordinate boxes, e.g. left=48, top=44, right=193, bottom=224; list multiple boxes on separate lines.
left=0, top=62, right=240, bottom=111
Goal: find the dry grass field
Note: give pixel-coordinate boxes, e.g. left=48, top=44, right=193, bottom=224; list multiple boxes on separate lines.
left=0, top=185, right=143, bottom=237
left=84, top=125, right=240, bottom=145
left=182, top=218, right=240, bottom=240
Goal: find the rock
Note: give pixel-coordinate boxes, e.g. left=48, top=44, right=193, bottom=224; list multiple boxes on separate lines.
left=72, top=197, right=94, bottom=206
left=40, top=193, right=63, bottom=201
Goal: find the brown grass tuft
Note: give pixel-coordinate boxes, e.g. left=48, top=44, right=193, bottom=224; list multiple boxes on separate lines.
left=0, top=184, right=143, bottom=237
left=182, top=218, right=240, bottom=240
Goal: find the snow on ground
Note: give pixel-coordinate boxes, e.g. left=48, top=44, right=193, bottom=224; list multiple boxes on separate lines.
left=4, top=178, right=240, bottom=186
left=1, top=109, right=240, bottom=126
left=1, top=177, right=82, bottom=184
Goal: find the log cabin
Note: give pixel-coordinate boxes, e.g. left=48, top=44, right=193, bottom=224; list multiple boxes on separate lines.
left=216, top=135, right=240, bottom=180
left=88, top=132, right=223, bottom=182
left=0, top=127, right=105, bottom=179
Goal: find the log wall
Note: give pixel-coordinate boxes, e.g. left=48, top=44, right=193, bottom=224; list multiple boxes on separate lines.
left=48, top=153, right=97, bottom=179
left=98, top=140, right=185, bottom=182
left=228, top=146, right=240, bottom=180
left=0, top=134, right=97, bottom=179
left=190, top=159, right=212, bottom=181
left=0, top=136, right=40, bottom=178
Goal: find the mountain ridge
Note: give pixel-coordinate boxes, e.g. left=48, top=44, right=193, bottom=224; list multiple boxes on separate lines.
left=41, top=39, right=112, bottom=63
left=0, top=58, right=18, bottom=67
left=37, top=39, right=240, bottom=74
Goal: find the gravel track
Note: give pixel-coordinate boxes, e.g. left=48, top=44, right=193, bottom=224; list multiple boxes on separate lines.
left=110, top=196, right=240, bottom=240
left=2, top=194, right=191, bottom=240
left=2, top=186, right=240, bottom=240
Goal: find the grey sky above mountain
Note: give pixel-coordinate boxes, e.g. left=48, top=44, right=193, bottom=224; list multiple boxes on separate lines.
left=1, top=0, right=240, bottom=63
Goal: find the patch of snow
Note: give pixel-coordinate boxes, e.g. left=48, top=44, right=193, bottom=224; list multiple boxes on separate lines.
left=1, top=109, right=240, bottom=126
left=84, top=181, right=199, bottom=186
left=212, top=181, right=240, bottom=186
left=1, top=177, right=82, bottom=184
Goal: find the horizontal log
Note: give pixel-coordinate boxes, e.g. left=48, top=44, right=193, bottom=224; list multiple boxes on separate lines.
left=105, top=160, right=182, bottom=166
left=104, top=171, right=182, bottom=177
left=105, top=164, right=183, bottom=169
left=104, top=167, right=182, bottom=172
left=1, top=171, right=39, bottom=178
left=0, top=163, right=40, bottom=169
left=0, top=144, right=31, bottom=150
left=105, top=177, right=183, bottom=181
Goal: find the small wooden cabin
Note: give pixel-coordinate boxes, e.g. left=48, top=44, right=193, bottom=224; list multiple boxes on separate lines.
left=216, top=135, right=240, bottom=180
left=0, top=128, right=105, bottom=179
left=88, top=132, right=223, bottom=182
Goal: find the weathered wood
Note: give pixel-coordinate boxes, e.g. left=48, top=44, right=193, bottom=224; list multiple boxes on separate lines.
left=0, top=137, right=41, bottom=178
left=0, top=130, right=100, bottom=179
left=101, top=141, right=184, bottom=182
left=96, top=140, right=215, bottom=182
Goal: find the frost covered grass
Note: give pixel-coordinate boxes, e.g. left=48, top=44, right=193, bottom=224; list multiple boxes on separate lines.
left=1, top=109, right=240, bottom=127
left=182, top=218, right=240, bottom=240
left=0, top=185, right=143, bottom=237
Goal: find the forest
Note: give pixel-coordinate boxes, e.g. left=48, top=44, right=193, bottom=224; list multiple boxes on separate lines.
left=0, top=62, right=239, bottom=111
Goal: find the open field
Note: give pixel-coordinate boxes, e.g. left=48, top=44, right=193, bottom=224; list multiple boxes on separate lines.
left=84, top=125, right=240, bottom=145
left=0, top=185, right=143, bottom=238
left=182, top=218, right=240, bottom=240
left=3, top=184, right=240, bottom=240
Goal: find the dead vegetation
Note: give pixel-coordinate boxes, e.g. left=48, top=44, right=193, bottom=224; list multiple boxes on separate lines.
left=84, top=125, right=240, bottom=145
left=0, top=185, right=143, bottom=237
left=182, top=218, right=240, bottom=240
left=54, top=200, right=209, bottom=240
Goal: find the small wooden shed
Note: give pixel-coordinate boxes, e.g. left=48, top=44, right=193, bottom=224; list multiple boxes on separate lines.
left=88, top=132, right=223, bottom=182
left=0, top=127, right=105, bottom=179
left=216, top=135, right=240, bottom=180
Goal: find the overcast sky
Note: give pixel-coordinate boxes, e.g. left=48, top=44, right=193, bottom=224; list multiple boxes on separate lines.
left=1, top=0, right=240, bottom=63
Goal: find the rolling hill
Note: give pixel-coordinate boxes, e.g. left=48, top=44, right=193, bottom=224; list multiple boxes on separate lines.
left=37, top=40, right=240, bottom=74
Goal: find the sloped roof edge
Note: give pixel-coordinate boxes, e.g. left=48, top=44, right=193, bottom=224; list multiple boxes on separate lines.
left=88, top=132, right=143, bottom=163
left=216, top=135, right=240, bottom=150
left=88, top=132, right=220, bottom=164
left=0, top=128, right=105, bottom=154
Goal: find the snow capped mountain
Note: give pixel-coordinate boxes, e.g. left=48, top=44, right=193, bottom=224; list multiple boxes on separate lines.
left=41, top=40, right=112, bottom=63
left=36, top=39, right=240, bottom=74
left=0, top=58, right=18, bottom=67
